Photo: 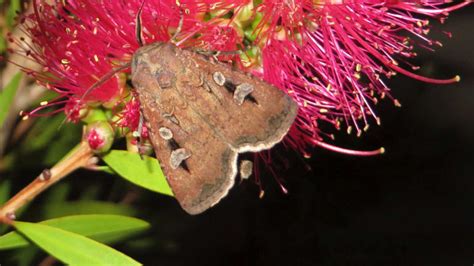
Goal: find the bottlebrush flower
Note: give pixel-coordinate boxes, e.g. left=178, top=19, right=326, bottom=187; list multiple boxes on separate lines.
left=252, top=0, right=470, bottom=155
left=10, top=0, right=469, bottom=159
left=12, top=0, right=243, bottom=126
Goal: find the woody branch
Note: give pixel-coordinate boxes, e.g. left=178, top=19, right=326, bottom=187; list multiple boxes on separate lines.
left=0, top=141, right=94, bottom=224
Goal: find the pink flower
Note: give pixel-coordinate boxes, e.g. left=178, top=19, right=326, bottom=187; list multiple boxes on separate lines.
left=13, top=0, right=244, bottom=126
left=252, top=0, right=469, bottom=155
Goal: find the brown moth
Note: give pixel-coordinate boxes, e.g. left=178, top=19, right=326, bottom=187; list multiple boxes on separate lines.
left=131, top=42, right=298, bottom=215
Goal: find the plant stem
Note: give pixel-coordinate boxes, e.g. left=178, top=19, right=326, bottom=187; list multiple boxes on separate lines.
left=0, top=141, right=93, bottom=224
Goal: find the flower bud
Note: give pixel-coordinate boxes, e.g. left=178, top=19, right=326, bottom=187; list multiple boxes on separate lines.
left=85, top=121, right=115, bottom=153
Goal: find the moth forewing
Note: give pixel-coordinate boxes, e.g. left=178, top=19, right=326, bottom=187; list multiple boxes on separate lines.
left=131, top=42, right=297, bottom=214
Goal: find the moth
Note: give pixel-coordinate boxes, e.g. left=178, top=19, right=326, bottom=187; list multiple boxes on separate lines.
left=130, top=42, right=298, bottom=214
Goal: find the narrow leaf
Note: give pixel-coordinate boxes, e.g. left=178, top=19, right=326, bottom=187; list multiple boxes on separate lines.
left=0, top=214, right=149, bottom=250
left=0, top=180, right=11, bottom=234
left=42, top=200, right=137, bottom=219
left=0, top=180, right=10, bottom=205
left=0, top=30, right=6, bottom=54
left=22, top=114, right=66, bottom=152
left=6, top=0, right=21, bottom=28
left=13, top=221, right=142, bottom=266
left=42, top=182, right=71, bottom=205
left=12, top=246, right=39, bottom=266
left=95, top=165, right=116, bottom=175
left=0, top=72, right=22, bottom=126
left=103, top=150, right=173, bottom=196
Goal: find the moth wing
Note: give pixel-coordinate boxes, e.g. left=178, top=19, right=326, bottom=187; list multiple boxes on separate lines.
left=131, top=43, right=298, bottom=215
left=142, top=43, right=298, bottom=153
left=177, top=50, right=298, bottom=152
left=132, top=56, right=238, bottom=215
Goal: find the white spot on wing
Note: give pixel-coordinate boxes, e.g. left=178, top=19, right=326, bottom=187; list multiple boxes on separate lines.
left=159, top=127, right=173, bottom=140
left=233, top=83, right=254, bottom=105
left=170, top=148, right=191, bottom=169
left=213, top=71, right=226, bottom=86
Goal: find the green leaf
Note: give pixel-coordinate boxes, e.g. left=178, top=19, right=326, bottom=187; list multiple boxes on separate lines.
left=42, top=200, right=137, bottom=220
left=0, top=72, right=22, bottom=126
left=0, top=214, right=149, bottom=250
left=0, top=29, right=6, bottom=54
left=79, top=185, right=102, bottom=200
left=0, top=180, right=11, bottom=234
left=0, top=180, right=10, bottom=205
left=103, top=150, right=173, bottom=196
left=12, top=221, right=142, bottom=266
left=6, top=0, right=21, bottom=28
left=12, top=246, right=39, bottom=266
left=22, top=114, right=66, bottom=152
left=18, top=113, right=81, bottom=165
left=95, top=165, right=116, bottom=175
left=42, top=182, right=71, bottom=205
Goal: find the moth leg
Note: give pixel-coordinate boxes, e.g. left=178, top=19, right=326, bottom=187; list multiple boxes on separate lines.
left=134, top=111, right=146, bottom=159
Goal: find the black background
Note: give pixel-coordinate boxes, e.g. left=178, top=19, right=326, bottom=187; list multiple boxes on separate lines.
left=134, top=6, right=474, bottom=266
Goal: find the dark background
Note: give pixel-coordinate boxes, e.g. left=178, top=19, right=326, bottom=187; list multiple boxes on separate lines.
left=2, top=5, right=473, bottom=266
left=132, top=6, right=474, bottom=266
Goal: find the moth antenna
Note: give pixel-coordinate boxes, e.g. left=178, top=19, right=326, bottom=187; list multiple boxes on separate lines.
left=170, top=3, right=184, bottom=44
left=135, top=0, right=146, bottom=47
left=78, top=63, right=131, bottom=105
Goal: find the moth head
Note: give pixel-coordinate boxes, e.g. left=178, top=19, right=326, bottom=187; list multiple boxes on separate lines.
left=131, top=42, right=166, bottom=74
left=131, top=42, right=182, bottom=93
